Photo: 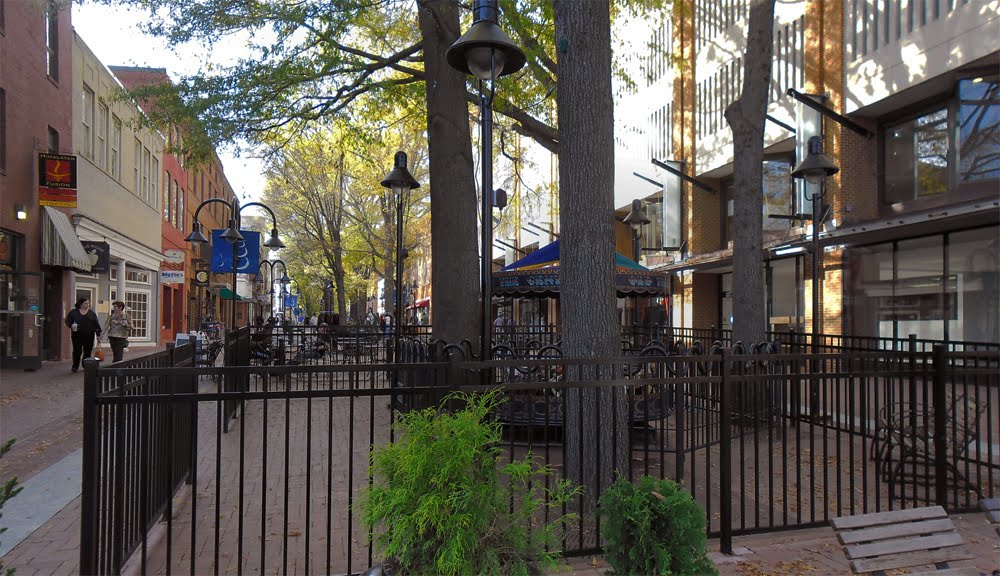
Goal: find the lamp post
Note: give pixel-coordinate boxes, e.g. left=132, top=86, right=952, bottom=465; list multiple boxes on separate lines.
left=623, top=198, right=650, bottom=262
left=447, top=0, right=525, bottom=361
left=185, top=197, right=285, bottom=330
left=259, top=259, right=290, bottom=318
left=791, top=135, right=839, bottom=417
left=324, top=280, right=334, bottom=317
left=381, top=151, right=421, bottom=365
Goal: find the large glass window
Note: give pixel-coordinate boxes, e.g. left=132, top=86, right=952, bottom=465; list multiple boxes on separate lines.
left=895, top=237, right=948, bottom=341
left=883, top=75, right=1000, bottom=204
left=768, top=256, right=802, bottom=332
left=957, top=75, right=1000, bottom=185
left=847, top=243, right=894, bottom=339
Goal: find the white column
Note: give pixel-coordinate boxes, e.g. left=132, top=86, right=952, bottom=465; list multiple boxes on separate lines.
left=116, top=260, right=126, bottom=301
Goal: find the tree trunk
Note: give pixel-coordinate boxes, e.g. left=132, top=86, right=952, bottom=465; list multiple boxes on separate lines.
left=417, top=0, right=480, bottom=348
left=724, top=0, right=776, bottom=347
left=553, top=0, right=628, bottom=519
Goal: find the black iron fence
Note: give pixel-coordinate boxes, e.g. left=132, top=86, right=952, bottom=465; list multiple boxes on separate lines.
left=80, top=343, right=198, bottom=576
left=80, top=342, right=998, bottom=575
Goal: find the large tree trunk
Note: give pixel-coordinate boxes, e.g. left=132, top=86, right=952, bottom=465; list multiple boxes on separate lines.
left=724, top=0, right=776, bottom=347
left=417, top=0, right=480, bottom=348
left=553, top=0, right=628, bottom=517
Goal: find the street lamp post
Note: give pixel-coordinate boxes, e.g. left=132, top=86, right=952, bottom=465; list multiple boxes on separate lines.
left=623, top=199, right=651, bottom=262
left=381, top=151, right=420, bottom=366
left=259, top=259, right=290, bottom=319
left=185, top=197, right=285, bottom=330
left=791, top=135, right=839, bottom=417
left=447, top=0, right=525, bottom=361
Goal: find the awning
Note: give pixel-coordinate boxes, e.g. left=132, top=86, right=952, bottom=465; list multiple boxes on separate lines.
left=407, top=297, right=430, bottom=309
left=42, top=206, right=92, bottom=272
left=219, top=288, right=244, bottom=301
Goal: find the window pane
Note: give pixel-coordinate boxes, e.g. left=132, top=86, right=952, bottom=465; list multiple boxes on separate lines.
left=884, top=108, right=948, bottom=203
left=957, top=75, right=1000, bottom=185
left=895, top=236, right=946, bottom=340
left=948, top=226, right=999, bottom=343
left=97, top=103, right=107, bottom=168
left=125, top=291, right=149, bottom=339
left=769, top=257, right=801, bottom=330
left=847, top=243, right=893, bottom=339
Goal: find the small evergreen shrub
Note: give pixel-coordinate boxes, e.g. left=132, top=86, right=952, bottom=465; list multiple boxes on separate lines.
left=598, top=475, right=717, bottom=576
left=1, top=439, right=23, bottom=576
left=359, top=389, right=579, bottom=576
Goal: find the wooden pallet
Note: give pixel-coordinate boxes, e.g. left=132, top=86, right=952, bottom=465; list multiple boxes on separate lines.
left=831, top=506, right=976, bottom=575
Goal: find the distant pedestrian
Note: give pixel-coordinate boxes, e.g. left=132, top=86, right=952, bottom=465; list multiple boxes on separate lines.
left=105, top=301, right=133, bottom=363
left=65, top=297, right=102, bottom=372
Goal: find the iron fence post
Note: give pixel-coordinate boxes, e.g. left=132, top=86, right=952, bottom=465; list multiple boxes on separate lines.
left=932, top=344, right=948, bottom=508
left=719, top=348, right=733, bottom=555
left=80, top=358, right=100, bottom=575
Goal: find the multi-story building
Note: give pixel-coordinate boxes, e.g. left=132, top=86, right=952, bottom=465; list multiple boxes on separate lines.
left=613, top=0, right=999, bottom=343
left=70, top=33, right=164, bottom=348
left=109, top=66, right=193, bottom=343
left=1, top=0, right=82, bottom=368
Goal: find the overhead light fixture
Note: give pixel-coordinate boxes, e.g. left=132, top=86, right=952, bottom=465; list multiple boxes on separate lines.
left=774, top=245, right=806, bottom=256
left=15, top=204, right=28, bottom=221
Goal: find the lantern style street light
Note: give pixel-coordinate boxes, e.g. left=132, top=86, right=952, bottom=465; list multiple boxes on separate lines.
left=623, top=198, right=651, bottom=262
left=259, top=259, right=290, bottom=318
left=381, top=151, right=421, bottom=365
left=186, top=197, right=285, bottom=330
left=447, top=0, right=525, bottom=361
left=791, top=135, right=839, bottom=418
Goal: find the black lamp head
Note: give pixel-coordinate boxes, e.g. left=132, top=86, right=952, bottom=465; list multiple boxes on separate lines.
left=220, top=219, right=244, bottom=244
left=263, top=227, right=285, bottom=249
left=623, top=198, right=651, bottom=231
left=446, top=0, right=526, bottom=80
left=792, top=136, right=840, bottom=185
left=185, top=221, right=210, bottom=244
left=380, top=151, right=421, bottom=192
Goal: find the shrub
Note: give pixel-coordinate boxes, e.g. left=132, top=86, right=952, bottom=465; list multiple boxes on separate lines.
left=598, top=475, right=717, bottom=576
left=359, top=389, right=579, bottom=576
left=1, top=438, right=23, bottom=576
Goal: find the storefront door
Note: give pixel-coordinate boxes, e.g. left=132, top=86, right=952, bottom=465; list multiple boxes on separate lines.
left=0, top=272, right=44, bottom=370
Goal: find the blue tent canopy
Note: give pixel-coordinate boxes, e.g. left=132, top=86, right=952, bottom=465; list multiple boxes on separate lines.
left=494, top=240, right=668, bottom=297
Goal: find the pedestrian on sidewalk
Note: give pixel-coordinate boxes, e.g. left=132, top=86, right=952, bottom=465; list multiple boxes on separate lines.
left=105, top=300, right=132, bottom=363
left=65, top=297, right=102, bottom=372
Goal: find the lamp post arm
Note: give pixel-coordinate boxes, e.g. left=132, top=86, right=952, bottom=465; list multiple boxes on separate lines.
left=192, top=197, right=234, bottom=224
left=239, top=202, right=279, bottom=229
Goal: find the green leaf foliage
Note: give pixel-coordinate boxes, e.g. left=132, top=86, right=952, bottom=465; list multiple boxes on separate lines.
left=598, top=475, right=717, bottom=576
left=359, top=390, right=580, bottom=576
left=0, top=438, right=23, bottom=576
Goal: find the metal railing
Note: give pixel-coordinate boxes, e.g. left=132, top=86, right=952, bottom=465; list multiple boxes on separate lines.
left=80, top=343, right=998, bottom=574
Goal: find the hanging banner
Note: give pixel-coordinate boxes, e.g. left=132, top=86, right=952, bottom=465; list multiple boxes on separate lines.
left=38, top=153, right=78, bottom=208
left=284, top=294, right=298, bottom=308
left=210, top=230, right=260, bottom=274
left=81, top=241, right=111, bottom=273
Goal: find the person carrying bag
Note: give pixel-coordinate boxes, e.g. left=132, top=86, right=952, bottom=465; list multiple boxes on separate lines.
left=105, top=300, right=133, bottom=363
left=65, top=297, right=102, bottom=372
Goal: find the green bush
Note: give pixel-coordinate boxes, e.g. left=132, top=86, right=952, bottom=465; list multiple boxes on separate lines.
left=598, top=475, right=717, bottom=576
left=1, top=438, right=23, bottom=576
left=359, top=389, right=579, bottom=576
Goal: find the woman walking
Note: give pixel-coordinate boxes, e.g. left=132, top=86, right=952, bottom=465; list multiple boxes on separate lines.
left=105, top=300, right=133, bottom=363
left=65, top=297, right=102, bottom=372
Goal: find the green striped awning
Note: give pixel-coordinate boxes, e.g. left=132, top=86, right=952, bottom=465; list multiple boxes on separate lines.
left=41, top=206, right=92, bottom=272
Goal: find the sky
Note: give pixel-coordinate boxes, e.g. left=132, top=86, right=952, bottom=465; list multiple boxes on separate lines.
left=71, top=1, right=267, bottom=204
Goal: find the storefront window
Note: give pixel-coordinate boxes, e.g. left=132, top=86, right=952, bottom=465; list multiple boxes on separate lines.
left=895, top=237, right=947, bottom=341
left=948, top=227, right=999, bottom=343
left=884, top=108, right=949, bottom=203
left=847, top=243, right=893, bottom=339
left=768, top=257, right=802, bottom=332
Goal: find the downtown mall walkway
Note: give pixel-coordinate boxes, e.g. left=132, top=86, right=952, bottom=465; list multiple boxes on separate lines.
left=1, top=355, right=998, bottom=575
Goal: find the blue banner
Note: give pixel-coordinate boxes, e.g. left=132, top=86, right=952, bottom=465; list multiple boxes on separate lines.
left=210, top=230, right=260, bottom=274
left=284, top=294, right=298, bottom=308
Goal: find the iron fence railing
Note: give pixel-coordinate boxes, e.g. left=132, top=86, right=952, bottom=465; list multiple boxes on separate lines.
left=80, top=343, right=198, bottom=576
left=80, top=343, right=999, bottom=574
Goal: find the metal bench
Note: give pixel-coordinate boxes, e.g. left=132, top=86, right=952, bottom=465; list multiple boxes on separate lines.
left=981, top=498, right=1000, bottom=537
left=831, top=506, right=976, bottom=575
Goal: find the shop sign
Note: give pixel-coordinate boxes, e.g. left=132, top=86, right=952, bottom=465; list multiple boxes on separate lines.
left=161, top=270, right=185, bottom=284
left=38, top=153, right=78, bottom=208
left=81, top=241, right=111, bottom=273
left=163, top=249, right=185, bottom=264
left=194, top=270, right=210, bottom=286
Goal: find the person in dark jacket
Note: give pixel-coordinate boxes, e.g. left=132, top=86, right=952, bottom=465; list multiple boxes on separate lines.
left=65, top=297, right=102, bottom=372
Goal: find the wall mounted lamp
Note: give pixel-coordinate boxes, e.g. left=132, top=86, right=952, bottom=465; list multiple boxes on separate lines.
left=15, top=205, right=28, bottom=221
